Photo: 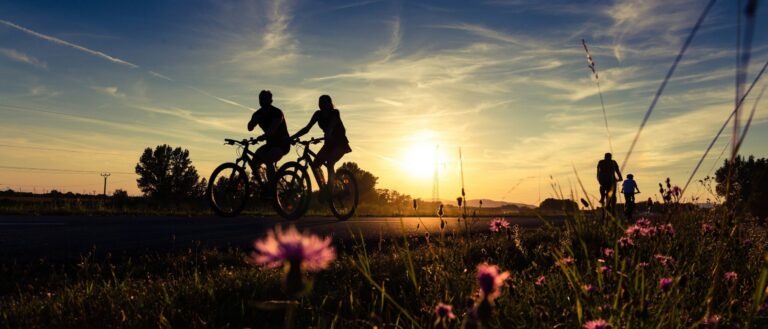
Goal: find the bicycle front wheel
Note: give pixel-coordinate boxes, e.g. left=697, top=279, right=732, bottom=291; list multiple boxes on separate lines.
left=273, top=162, right=312, bottom=220
left=207, top=163, right=249, bottom=217
left=329, top=168, right=358, bottom=221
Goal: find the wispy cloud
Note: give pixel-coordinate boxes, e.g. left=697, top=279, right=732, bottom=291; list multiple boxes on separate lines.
left=0, top=48, right=47, bottom=68
left=91, top=86, right=126, bottom=99
left=0, top=19, right=139, bottom=68
left=228, top=0, right=302, bottom=73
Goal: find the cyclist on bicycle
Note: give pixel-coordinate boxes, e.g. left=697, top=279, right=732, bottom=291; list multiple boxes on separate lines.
left=621, top=174, right=640, bottom=220
left=247, top=90, right=291, bottom=193
left=597, top=152, right=622, bottom=214
left=290, top=95, right=352, bottom=198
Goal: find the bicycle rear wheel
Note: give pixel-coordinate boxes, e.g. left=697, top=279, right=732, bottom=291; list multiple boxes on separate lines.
left=329, top=168, right=358, bottom=221
left=273, top=162, right=312, bottom=220
left=207, top=163, right=249, bottom=217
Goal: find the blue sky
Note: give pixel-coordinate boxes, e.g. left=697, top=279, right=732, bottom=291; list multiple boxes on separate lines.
left=1, top=0, right=767, bottom=205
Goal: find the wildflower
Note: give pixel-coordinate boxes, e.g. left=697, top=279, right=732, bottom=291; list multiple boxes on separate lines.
left=635, top=217, right=651, bottom=226
left=557, top=257, right=575, bottom=267
left=582, top=284, right=596, bottom=294
left=624, top=225, right=642, bottom=236
left=654, top=254, right=674, bottom=266
left=476, top=263, right=511, bottom=301
left=535, top=275, right=546, bottom=286
left=702, top=314, right=721, bottom=327
left=671, top=186, right=681, bottom=197
left=659, top=277, right=673, bottom=292
left=598, top=266, right=612, bottom=275
left=583, top=319, right=612, bottom=329
left=660, top=223, right=675, bottom=236
left=618, top=236, right=634, bottom=247
left=702, top=223, right=713, bottom=233
left=640, top=226, right=658, bottom=237
left=248, top=225, right=335, bottom=295
left=723, top=271, right=738, bottom=283
left=636, top=262, right=651, bottom=269
left=434, top=302, right=456, bottom=319
left=249, top=225, right=335, bottom=271
left=603, top=248, right=614, bottom=257
left=489, top=218, right=510, bottom=232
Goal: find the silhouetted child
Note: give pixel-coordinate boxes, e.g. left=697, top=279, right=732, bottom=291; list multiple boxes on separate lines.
left=621, top=174, right=640, bottom=220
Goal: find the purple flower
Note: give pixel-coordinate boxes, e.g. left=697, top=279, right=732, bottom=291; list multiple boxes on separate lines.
left=535, top=275, right=546, bottom=286
left=671, top=186, right=681, bottom=197
left=557, top=257, right=575, bottom=267
left=654, top=254, right=674, bottom=266
left=598, top=266, right=612, bottom=275
left=659, top=277, right=673, bottom=292
left=582, top=284, right=596, bottom=294
left=640, top=226, right=658, bottom=237
left=603, top=248, right=614, bottom=257
left=618, top=236, right=634, bottom=247
left=476, top=263, right=511, bottom=301
left=489, top=218, right=510, bottom=232
left=583, top=319, right=612, bottom=329
left=660, top=223, right=675, bottom=236
left=434, top=303, right=456, bottom=319
left=635, top=217, right=652, bottom=226
left=248, top=225, right=336, bottom=272
left=724, top=271, right=738, bottom=283
left=702, top=223, right=714, bottom=233
left=624, top=225, right=642, bottom=236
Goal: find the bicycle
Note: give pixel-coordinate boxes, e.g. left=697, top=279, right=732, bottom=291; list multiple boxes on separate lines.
left=623, top=191, right=640, bottom=221
left=206, top=137, right=274, bottom=217
left=273, top=137, right=359, bottom=220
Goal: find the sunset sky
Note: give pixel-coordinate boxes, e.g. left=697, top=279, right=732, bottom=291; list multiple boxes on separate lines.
left=1, top=0, right=767, bottom=205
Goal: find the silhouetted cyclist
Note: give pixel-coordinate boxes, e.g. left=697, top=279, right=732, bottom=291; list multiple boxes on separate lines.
left=597, top=152, right=622, bottom=216
left=621, top=173, right=640, bottom=220
left=247, top=90, right=290, bottom=195
left=290, top=95, right=352, bottom=199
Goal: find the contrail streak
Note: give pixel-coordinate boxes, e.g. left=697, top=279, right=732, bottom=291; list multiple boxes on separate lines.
left=0, top=19, right=139, bottom=68
left=1, top=19, right=254, bottom=112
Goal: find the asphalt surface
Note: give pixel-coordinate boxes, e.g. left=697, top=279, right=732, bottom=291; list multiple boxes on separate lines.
left=0, top=215, right=562, bottom=262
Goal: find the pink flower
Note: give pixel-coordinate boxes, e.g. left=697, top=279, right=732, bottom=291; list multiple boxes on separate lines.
left=434, top=303, right=456, bottom=319
left=582, top=284, right=596, bottom=294
left=603, top=248, right=614, bottom=257
left=659, top=277, right=673, bottom=292
left=624, top=225, right=642, bottom=236
left=557, top=257, right=575, bottom=267
left=535, top=275, right=546, bottom=286
left=583, top=319, right=612, bottom=329
left=724, top=271, right=738, bottom=283
left=654, top=254, right=674, bottom=266
left=671, top=186, right=682, bottom=197
left=702, top=314, right=721, bottom=327
left=476, top=263, right=511, bottom=301
left=702, top=223, right=714, bottom=233
left=598, top=266, right=612, bottom=274
left=640, top=226, right=658, bottom=237
left=618, top=236, right=634, bottom=247
left=489, top=218, right=511, bottom=232
left=660, top=223, right=675, bottom=236
left=635, top=218, right=652, bottom=226
left=248, top=225, right=336, bottom=272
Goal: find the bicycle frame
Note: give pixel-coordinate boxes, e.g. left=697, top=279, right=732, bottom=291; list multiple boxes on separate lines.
left=294, top=141, right=326, bottom=190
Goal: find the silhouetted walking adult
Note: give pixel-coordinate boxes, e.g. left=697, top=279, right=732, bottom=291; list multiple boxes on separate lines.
left=247, top=90, right=291, bottom=195
left=597, top=152, right=623, bottom=217
left=621, top=173, right=640, bottom=220
left=290, top=95, right=352, bottom=198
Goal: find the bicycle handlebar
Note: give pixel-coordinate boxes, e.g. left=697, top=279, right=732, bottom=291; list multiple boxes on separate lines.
left=224, top=137, right=260, bottom=146
left=293, top=137, right=324, bottom=146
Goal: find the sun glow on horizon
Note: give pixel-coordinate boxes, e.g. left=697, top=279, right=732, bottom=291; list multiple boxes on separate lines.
left=398, top=131, right=448, bottom=180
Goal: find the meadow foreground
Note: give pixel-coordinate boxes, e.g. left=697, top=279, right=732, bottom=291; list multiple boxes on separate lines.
left=1, top=207, right=767, bottom=328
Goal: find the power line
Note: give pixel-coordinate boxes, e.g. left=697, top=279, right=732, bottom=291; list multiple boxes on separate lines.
left=0, top=165, right=134, bottom=175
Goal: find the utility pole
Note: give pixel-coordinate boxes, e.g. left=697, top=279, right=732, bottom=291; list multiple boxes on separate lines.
left=100, top=172, right=111, bottom=196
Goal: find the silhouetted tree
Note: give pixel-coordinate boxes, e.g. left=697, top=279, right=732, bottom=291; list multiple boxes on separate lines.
left=135, top=145, right=200, bottom=202
left=539, top=198, right=578, bottom=211
left=338, top=162, right=378, bottom=202
left=715, top=155, right=768, bottom=219
left=112, top=189, right=129, bottom=209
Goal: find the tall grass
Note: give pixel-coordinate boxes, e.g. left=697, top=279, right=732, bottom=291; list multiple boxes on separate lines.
left=1, top=203, right=766, bottom=328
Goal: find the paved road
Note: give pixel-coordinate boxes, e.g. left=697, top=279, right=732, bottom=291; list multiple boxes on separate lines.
left=0, top=215, right=562, bottom=262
